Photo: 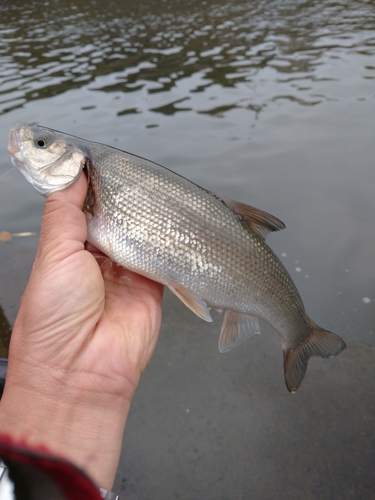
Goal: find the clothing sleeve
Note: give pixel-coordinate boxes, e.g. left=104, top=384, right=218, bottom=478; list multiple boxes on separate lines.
left=0, top=434, right=102, bottom=500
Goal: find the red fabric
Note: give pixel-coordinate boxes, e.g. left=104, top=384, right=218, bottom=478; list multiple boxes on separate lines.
left=0, top=433, right=102, bottom=499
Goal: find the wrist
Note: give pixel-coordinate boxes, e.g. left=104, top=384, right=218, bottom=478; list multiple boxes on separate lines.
left=0, top=360, right=132, bottom=490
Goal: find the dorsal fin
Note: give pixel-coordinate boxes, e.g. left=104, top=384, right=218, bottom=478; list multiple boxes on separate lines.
left=222, top=197, right=285, bottom=240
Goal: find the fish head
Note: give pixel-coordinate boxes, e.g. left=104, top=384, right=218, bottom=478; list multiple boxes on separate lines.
left=8, top=123, right=86, bottom=196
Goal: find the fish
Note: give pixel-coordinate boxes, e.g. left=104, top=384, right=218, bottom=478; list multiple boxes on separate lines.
left=7, top=122, right=346, bottom=392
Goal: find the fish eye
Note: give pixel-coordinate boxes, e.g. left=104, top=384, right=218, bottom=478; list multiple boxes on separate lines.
left=36, top=137, right=47, bottom=149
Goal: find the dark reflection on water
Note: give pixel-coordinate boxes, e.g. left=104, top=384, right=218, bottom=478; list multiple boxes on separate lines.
left=1, top=0, right=374, bottom=115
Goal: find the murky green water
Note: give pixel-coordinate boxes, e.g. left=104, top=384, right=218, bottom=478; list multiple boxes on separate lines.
left=0, top=0, right=374, bottom=346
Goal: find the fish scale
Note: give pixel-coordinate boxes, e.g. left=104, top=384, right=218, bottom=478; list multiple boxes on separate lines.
left=88, top=146, right=308, bottom=332
left=8, top=123, right=346, bottom=392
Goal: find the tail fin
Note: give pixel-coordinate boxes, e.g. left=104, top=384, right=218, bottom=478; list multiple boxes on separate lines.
left=283, top=319, right=346, bottom=393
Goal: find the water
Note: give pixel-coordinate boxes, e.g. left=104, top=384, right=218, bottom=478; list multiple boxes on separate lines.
left=0, top=0, right=374, bottom=349
left=0, top=2, right=375, bottom=498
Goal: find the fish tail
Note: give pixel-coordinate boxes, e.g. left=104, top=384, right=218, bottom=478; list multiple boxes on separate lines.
left=283, top=319, right=346, bottom=393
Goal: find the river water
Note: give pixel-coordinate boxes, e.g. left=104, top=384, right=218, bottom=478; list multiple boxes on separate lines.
left=0, top=1, right=375, bottom=499
left=0, top=0, right=374, bottom=347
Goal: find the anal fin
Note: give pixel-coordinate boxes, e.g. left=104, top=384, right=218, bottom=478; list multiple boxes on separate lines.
left=167, top=284, right=213, bottom=322
left=219, top=310, right=261, bottom=353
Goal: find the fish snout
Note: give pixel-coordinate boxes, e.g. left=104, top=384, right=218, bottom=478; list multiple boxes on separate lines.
left=7, top=128, right=20, bottom=156
left=7, top=123, right=30, bottom=156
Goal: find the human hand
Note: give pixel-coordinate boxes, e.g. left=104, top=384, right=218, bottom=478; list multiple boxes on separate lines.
left=0, top=173, right=163, bottom=489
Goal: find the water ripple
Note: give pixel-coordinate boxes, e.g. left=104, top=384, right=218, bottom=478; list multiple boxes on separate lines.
left=0, top=0, right=374, bottom=116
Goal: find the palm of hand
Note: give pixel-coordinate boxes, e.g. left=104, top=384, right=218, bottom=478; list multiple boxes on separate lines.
left=9, top=175, right=163, bottom=403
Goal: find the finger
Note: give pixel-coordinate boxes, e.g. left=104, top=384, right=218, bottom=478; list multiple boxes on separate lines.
left=51, top=170, right=88, bottom=209
left=38, top=173, right=88, bottom=261
left=84, top=242, right=106, bottom=257
left=93, top=255, right=164, bottom=300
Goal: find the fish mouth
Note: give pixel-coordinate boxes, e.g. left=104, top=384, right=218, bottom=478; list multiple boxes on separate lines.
left=7, top=123, right=30, bottom=157
left=7, top=127, right=20, bottom=156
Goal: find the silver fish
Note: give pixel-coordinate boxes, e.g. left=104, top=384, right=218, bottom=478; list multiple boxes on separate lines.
left=8, top=123, right=346, bottom=392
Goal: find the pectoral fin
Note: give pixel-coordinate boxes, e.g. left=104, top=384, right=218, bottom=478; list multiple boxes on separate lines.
left=168, top=285, right=213, bottom=322
left=218, top=310, right=261, bottom=353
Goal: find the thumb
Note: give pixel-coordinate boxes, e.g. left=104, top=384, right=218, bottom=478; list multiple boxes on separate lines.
left=36, top=173, right=88, bottom=265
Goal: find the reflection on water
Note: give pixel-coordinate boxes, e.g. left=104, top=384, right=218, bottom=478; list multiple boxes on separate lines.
left=1, top=0, right=374, bottom=116
left=0, top=0, right=374, bottom=346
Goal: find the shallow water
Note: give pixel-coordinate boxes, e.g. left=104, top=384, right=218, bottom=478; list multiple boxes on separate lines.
left=0, top=0, right=374, bottom=346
